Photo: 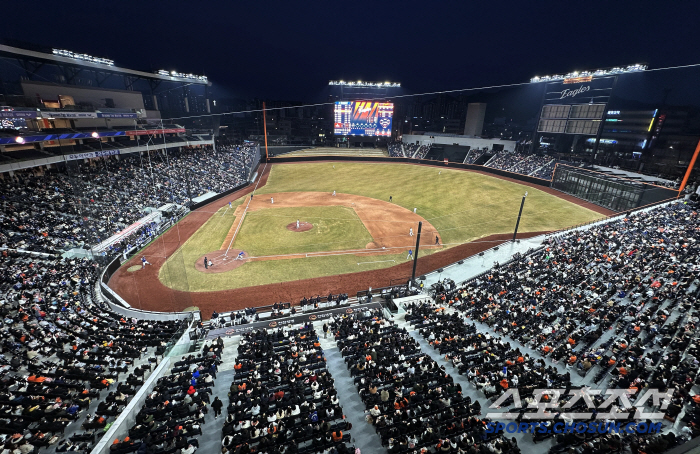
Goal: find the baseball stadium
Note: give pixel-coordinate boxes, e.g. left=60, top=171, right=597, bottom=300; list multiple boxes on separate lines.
left=1, top=21, right=700, bottom=454
left=109, top=160, right=611, bottom=315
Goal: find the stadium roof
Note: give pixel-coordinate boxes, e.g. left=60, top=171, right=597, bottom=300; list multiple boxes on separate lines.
left=0, top=43, right=211, bottom=85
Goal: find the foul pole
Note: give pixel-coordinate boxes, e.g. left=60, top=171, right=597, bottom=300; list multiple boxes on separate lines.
left=262, top=102, right=269, bottom=161
left=678, top=138, right=700, bottom=194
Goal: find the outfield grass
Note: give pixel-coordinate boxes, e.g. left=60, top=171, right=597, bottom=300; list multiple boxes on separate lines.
left=232, top=206, right=372, bottom=256
left=158, top=163, right=604, bottom=292
left=257, top=163, right=602, bottom=246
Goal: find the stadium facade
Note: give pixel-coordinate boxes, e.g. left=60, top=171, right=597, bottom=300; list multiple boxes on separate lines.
left=0, top=42, right=219, bottom=171
left=530, top=66, right=700, bottom=180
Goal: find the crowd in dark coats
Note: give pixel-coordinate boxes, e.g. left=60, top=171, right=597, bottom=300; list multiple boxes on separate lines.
left=485, top=153, right=555, bottom=179
left=410, top=201, right=700, bottom=453
left=223, top=327, right=352, bottom=454
left=0, top=250, right=189, bottom=453
left=332, top=311, right=520, bottom=454
left=115, top=339, right=224, bottom=454
left=0, top=144, right=256, bottom=254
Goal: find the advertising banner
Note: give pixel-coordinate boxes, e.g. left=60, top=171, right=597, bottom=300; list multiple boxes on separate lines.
left=544, top=76, right=615, bottom=104
left=66, top=149, right=120, bottom=161
left=0, top=111, right=39, bottom=119
left=206, top=302, right=383, bottom=338
left=97, top=112, right=138, bottom=119
left=125, top=128, right=185, bottom=136
left=40, top=111, right=98, bottom=119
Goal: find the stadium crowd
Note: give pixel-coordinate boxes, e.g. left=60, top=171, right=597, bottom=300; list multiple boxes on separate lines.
left=116, top=339, right=224, bottom=454
left=415, top=200, right=700, bottom=451
left=0, top=139, right=260, bottom=453
left=389, top=143, right=432, bottom=160
left=331, top=311, right=520, bottom=454
left=0, top=249, right=190, bottom=452
left=463, top=149, right=487, bottom=165
left=388, top=144, right=405, bottom=158
left=0, top=143, right=256, bottom=255
left=224, top=327, right=353, bottom=454
left=485, top=152, right=556, bottom=179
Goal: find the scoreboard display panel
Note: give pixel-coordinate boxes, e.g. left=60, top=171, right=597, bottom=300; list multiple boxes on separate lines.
left=334, top=101, right=393, bottom=136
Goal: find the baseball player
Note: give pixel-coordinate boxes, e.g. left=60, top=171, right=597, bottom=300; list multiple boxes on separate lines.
left=236, top=251, right=245, bottom=260
left=296, top=219, right=300, bottom=229
left=271, top=197, right=274, bottom=204
left=406, top=249, right=413, bottom=260
left=409, top=228, right=413, bottom=237
left=332, top=191, right=336, bottom=196
left=141, top=256, right=151, bottom=269
left=204, top=256, right=209, bottom=269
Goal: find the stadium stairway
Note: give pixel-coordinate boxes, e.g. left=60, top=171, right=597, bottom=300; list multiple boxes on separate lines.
left=528, top=158, right=556, bottom=176
left=198, top=368, right=231, bottom=454
left=316, top=323, right=385, bottom=454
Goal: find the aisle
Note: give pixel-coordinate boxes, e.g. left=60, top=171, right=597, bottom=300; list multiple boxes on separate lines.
left=318, top=325, right=385, bottom=454
left=198, top=369, right=233, bottom=454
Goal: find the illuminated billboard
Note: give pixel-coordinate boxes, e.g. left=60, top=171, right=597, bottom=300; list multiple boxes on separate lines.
left=334, top=101, right=393, bottom=137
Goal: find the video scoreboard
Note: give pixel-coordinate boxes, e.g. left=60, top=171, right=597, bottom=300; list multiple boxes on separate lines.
left=334, top=101, right=393, bottom=137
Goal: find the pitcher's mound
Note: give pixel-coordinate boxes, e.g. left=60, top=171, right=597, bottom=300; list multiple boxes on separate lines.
left=195, top=250, right=248, bottom=273
left=127, top=265, right=142, bottom=272
left=287, top=222, right=313, bottom=232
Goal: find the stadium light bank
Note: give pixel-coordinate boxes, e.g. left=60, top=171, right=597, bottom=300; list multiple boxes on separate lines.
left=52, top=48, right=114, bottom=66
left=329, top=80, right=401, bottom=88
left=156, top=69, right=208, bottom=82
left=530, top=64, right=647, bottom=83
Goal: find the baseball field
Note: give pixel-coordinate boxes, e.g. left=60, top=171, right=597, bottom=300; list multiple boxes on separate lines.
left=154, top=162, right=604, bottom=292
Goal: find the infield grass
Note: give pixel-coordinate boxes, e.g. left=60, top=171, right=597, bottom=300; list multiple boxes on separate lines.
left=158, top=162, right=604, bottom=291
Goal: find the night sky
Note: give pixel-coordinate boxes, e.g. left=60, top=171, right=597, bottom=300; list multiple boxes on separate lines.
left=3, top=1, right=700, bottom=101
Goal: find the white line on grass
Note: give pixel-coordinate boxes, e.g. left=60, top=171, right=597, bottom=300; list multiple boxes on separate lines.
left=357, top=260, right=396, bottom=265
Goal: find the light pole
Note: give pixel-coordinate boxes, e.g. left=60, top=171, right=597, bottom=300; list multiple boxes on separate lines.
left=411, top=221, right=422, bottom=283
left=512, top=192, right=528, bottom=242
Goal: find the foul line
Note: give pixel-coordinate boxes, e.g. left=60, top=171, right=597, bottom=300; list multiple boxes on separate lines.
left=357, top=260, right=396, bottom=265
left=223, top=161, right=269, bottom=257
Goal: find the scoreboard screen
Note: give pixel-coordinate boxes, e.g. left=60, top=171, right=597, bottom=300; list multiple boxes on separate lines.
left=334, top=101, right=393, bottom=137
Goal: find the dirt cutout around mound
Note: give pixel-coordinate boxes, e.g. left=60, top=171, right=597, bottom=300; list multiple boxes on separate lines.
left=195, top=250, right=248, bottom=274
left=286, top=221, right=313, bottom=232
